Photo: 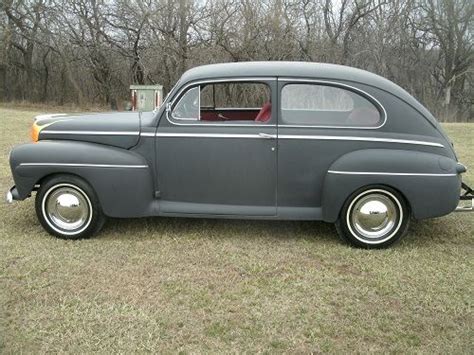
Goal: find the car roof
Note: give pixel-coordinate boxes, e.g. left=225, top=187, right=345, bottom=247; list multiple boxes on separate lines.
left=182, top=61, right=379, bottom=83
left=178, top=61, right=435, bottom=122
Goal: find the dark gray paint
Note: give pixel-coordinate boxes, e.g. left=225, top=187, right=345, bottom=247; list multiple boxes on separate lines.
left=10, top=141, right=155, bottom=217
left=322, top=149, right=461, bottom=221
left=154, top=79, right=278, bottom=216
left=8, top=62, right=465, bottom=223
left=38, top=112, right=143, bottom=149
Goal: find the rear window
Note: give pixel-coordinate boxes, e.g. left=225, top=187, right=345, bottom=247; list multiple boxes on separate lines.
left=281, top=84, right=382, bottom=127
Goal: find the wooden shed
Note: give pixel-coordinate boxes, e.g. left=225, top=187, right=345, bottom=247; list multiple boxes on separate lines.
left=130, top=84, right=164, bottom=111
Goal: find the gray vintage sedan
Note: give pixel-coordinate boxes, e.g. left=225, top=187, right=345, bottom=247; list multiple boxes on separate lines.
left=7, top=62, right=473, bottom=248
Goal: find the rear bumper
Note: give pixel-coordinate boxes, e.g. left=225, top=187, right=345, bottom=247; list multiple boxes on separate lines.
left=5, top=186, right=20, bottom=203
left=455, top=182, right=474, bottom=212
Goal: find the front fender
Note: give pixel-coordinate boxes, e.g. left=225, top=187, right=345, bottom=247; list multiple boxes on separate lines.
left=321, top=149, right=461, bottom=222
left=9, top=141, right=156, bottom=217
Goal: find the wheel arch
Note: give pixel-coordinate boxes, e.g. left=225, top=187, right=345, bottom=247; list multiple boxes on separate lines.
left=321, top=148, right=461, bottom=222
left=37, top=171, right=94, bottom=189
left=10, top=141, right=157, bottom=218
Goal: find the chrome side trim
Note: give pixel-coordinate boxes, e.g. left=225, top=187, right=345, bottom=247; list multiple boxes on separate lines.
left=328, top=170, right=456, bottom=177
left=41, top=130, right=139, bottom=136
left=166, top=77, right=276, bottom=127
left=278, top=78, right=387, bottom=130
left=278, top=135, right=444, bottom=147
left=148, top=132, right=442, bottom=147
left=20, top=163, right=148, bottom=169
left=155, top=133, right=266, bottom=139
left=258, top=132, right=277, bottom=139
left=34, top=113, right=68, bottom=122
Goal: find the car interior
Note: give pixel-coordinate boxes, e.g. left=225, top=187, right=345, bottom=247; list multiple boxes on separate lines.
left=199, top=82, right=272, bottom=123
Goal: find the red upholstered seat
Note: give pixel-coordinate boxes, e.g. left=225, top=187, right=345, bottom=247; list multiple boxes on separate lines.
left=346, top=107, right=380, bottom=126
left=255, top=102, right=271, bottom=122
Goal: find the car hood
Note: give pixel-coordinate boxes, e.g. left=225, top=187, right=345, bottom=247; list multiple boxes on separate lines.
left=36, top=111, right=149, bottom=149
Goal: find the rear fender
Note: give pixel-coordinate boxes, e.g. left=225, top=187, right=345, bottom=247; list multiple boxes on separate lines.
left=321, top=149, right=461, bottom=222
left=9, top=141, right=156, bottom=217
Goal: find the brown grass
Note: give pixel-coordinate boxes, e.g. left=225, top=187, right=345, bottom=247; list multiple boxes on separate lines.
left=0, top=100, right=109, bottom=113
left=0, top=105, right=473, bottom=353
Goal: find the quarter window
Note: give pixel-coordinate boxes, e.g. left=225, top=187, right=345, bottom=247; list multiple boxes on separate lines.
left=281, top=84, right=382, bottom=127
left=171, top=86, right=200, bottom=120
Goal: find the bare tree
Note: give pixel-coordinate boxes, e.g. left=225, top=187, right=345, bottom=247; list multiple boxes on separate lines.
left=2, top=0, right=46, bottom=99
left=422, top=0, right=473, bottom=120
left=0, top=0, right=471, bottom=120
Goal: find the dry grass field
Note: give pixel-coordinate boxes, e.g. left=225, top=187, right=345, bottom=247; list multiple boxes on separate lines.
left=0, top=106, right=473, bottom=353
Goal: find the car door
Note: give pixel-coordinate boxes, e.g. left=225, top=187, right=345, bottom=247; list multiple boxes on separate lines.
left=155, top=78, right=277, bottom=216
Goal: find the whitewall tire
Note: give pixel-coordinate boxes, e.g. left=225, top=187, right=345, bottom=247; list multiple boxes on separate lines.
left=336, top=186, right=410, bottom=248
left=35, top=175, right=106, bottom=239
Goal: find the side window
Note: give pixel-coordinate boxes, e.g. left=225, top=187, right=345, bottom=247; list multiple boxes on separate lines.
left=171, top=86, right=200, bottom=120
left=171, top=82, right=272, bottom=124
left=281, top=83, right=382, bottom=127
left=202, top=83, right=269, bottom=109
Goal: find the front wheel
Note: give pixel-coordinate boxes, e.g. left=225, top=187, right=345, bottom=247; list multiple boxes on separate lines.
left=335, top=186, right=410, bottom=248
left=35, top=175, right=106, bottom=239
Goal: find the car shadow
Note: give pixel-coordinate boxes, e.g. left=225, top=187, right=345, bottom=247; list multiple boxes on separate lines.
left=7, top=198, right=466, bottom=249
left=101, top=216, right=339, bottom=244
left=99, top=213, right=471, bottom=250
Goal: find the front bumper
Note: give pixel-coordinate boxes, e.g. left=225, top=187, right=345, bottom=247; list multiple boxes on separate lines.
left=6, top=186, right=20, bottom=203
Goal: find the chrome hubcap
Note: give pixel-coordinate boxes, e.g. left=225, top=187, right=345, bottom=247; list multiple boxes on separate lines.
left=350, top=193, right=398, bottom=240
left=45, top=186, right=90, bottom=232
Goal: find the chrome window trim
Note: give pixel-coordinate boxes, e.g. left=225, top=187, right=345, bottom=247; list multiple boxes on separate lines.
left=20, top=163, right=148, bottom=168
left=328, top=170, right=456, bottom=177
left=212, top=107, right=263, bottom=111
left=166, top=77, right=277, bottom=127
left=41, top=130, right=139, bottom=136
left=278, top=78, right=387, bottom=130
left=281, top=107, right=352, bottom=112
left=278, top=135, right=444, bottom=148
left=170, top=85, right=201, bottom=121
left=154, top=133, right=267, bottom=139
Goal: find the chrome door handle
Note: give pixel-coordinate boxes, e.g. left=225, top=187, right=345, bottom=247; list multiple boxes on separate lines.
left=258, top=133, right=276, bottom=139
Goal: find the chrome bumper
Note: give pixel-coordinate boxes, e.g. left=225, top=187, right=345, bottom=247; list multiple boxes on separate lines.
left=456, top=198, right=473, bottom=212
left=6, top=186, right=20, bottom=203
left=455, top=182, right=474, bottom=212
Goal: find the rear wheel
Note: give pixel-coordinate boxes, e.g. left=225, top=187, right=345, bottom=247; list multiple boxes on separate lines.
left=335, top=186, right=410, bottom=248
left=35, top=175, right=106, bottom=239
